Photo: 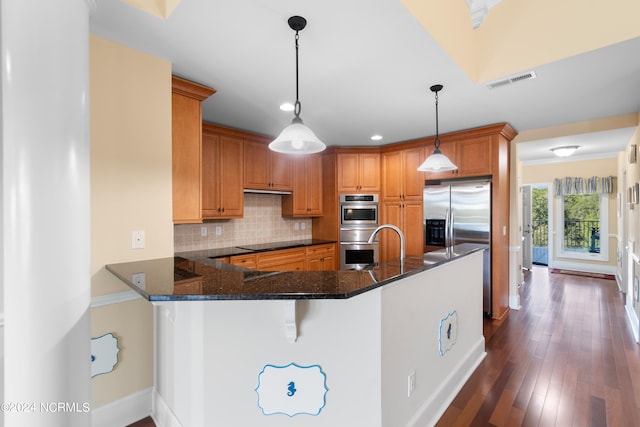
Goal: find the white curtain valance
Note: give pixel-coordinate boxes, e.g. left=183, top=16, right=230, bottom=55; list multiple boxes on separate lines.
left=554, top=176, right=615, bottom=196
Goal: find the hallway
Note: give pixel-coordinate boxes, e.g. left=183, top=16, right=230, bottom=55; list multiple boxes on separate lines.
left=437, top=266, right=640, bottom=426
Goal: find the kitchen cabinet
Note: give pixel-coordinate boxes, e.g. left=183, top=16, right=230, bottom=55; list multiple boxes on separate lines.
left=380, top=201, right=423, bottom=261
left=282, top=154, right=323, bottom=217
left=230, top=254, right=257, bottom=270
left=337, top=152, right=380, bottom=193
left=257, top=248, right=306, bottom=271
left=244, top=138, right=293, bottom=191
left=381, top=147, right=425, bottom=202
left=422, top=137, right=491, bottom=179
left=171, top=76, right=216, bottom=223
left=306, top=243, right=336, bottom=271
left=202, top=124, right=244, bottom=219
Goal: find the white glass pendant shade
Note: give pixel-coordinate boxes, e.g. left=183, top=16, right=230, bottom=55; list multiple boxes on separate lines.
left=417, top=147, right=458, bottom=172
left=269, top=118, right=326, bottom=154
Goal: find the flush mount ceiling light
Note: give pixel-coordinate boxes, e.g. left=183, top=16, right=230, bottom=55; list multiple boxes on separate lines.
left=551, top=145, right=579, bottom=157
left=269, top=16, right=326, bottom=155
left=417, top=85, right=458, bottom=172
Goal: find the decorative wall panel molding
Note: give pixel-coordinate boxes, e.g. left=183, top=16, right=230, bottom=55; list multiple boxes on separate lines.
left=256, top=363, right=328, bottom=417
left=91, top=333, right=120, bottom=377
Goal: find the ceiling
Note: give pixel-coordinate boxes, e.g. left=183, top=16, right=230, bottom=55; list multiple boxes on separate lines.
left=89, top=0, right=640, bottom=162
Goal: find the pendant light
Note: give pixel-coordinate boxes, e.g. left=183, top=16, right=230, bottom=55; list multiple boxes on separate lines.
left=417, top=84, right=458, bottom=172
left=269, top=16, right=326, bottom=155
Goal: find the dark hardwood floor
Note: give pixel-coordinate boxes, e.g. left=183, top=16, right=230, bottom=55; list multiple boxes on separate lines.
left=437, top=266, right=640, bottom=427
left=128, top=266, right=640, bottom=427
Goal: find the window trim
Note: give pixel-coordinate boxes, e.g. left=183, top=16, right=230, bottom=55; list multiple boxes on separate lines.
left=556, top=193, right=608, bottom=262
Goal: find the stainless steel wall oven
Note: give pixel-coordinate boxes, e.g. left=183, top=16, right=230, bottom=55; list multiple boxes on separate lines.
left=339, top=195, right=379, bottom=270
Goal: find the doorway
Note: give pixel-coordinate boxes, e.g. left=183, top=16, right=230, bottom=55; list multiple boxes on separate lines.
left=523, top=184, right=552, bottom=268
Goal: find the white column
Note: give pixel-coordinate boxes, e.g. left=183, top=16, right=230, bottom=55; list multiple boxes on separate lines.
left=2, top=1, right=91, bottom=426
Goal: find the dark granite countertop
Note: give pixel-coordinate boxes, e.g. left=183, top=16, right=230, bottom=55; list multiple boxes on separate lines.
left=106, top=243, right=486, bottom=301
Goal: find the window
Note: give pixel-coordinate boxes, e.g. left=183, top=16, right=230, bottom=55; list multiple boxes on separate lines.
left=557, top=193, right=608, bottom=261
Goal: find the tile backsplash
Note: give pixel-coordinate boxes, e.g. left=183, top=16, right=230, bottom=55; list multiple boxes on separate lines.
left=174, top=193, right=312, bottom=252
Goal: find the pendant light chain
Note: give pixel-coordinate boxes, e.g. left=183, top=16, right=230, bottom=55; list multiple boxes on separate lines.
left=434, top=89, right=440, bottom=150
left=294, top=30, right=301, bottom=119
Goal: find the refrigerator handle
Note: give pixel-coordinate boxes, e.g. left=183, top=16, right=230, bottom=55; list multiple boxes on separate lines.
left=450, top=211, right=455, bottom=247
left=445, top=208, right=451, bottom=247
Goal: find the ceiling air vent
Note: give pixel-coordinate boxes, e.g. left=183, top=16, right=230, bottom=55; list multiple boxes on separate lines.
left=486, top=70, right=536, bottom=89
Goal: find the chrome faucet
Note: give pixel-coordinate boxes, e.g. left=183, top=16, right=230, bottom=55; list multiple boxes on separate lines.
left=368, top=224, right=405, bottom=260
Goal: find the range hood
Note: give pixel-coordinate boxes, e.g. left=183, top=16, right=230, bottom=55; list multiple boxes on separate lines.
left=243, top=189, right=292, bottom=195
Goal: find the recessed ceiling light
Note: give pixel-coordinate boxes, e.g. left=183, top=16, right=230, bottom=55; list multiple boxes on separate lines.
left=371, top=135, right=383, bottom=141
left=279, top=103, right=294, bottom=112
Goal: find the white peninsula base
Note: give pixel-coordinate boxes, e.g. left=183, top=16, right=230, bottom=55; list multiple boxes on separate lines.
left=152, top=251, right=486, bottom=427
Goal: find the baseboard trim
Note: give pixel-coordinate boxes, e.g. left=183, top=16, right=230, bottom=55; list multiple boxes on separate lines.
left=92, top=387, right=152, bottom=427
left=408, top=337, right=486, bottom=427
left=625, top=303, right=640, bottom=343
left=152, top=388, right=182, bottom=427
left=509, top=294, right=521, bottom=310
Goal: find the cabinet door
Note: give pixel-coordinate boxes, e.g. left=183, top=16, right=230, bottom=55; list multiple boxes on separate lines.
left=402, top=147, right=425, bottom=200
left=287, top=157, right=309, bottom=215
left=218, top=136, right=244, bottom=218
left=243, top=139, right=271, bottom=190
left=230, top=254, right=257, bottom=270
left=257, top=248, right=306, bottom=271
left=269, top=151, right=293, bottom=191
left=306, top=244, right=336, bottom=270
left=403, top=201, right=424, bottom=256
left=201, top=132, right=220, bottom=218
left=381, top=150, right=402, bottom=201
left=359, top=153, right=381, bottom=193
left=172, top=93, right=202, bottom=223
left=380, top=202, right=403, bottom=261
left=337, top=154, right=360, bottom=193
left=306, top=154, right=323, bottom=215
left=455, top=137, right=491, bottom=177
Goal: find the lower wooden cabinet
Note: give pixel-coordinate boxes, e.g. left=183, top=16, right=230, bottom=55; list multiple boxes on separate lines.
left=305, top=244, right=336, bottom=271
left=227, top=244, right=337, bottom=271
left=229, top=254, right=257, bottom=270
left=257, top=248, right=306, bottom=271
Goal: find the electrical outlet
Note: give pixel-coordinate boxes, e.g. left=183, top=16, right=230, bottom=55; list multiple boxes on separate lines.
left=294, top=223, right=299, bottom=231
left=215, top=226, right=222, bottom=236
left=131, top=230, right=145, bottom=249
left=131, top=272, right=146, bottom=289
left=200, top=226, right=208, bottom=237
left=408, top=371, right=416, bottom=397
left=301, top=223, right=306, bottom=230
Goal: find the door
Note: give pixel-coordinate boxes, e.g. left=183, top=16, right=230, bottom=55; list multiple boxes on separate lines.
left=522, top=185, right=533, bottom=270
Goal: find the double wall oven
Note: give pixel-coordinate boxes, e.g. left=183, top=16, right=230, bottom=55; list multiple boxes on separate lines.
left=339, top=194, right=379, bottom=270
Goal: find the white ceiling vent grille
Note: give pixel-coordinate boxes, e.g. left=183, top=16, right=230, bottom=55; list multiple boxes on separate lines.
left=486, top=70, right=537, bottom=89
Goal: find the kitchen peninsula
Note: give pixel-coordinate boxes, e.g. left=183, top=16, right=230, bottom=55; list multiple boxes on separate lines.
left=107, top=243, right=486, bottom=427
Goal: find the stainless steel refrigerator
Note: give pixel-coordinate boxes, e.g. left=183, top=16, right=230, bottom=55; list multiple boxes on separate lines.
left=423, top=179, right=492, bottom=317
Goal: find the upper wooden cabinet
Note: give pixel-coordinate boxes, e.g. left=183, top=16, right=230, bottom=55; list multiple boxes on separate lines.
left=381, top=146, right=425, bottom=202
left=171, top=76, right=215, bottom=224
left=202, top=124, right=244, bottom=219
left=422, top=136, right=492, bottom=179
left=337, top=152, right=380, bottom=193
left=282, top=154, right=323, bottom=217
left=244, top=138, right=293, bottom=191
